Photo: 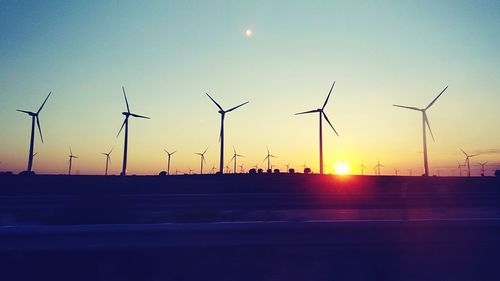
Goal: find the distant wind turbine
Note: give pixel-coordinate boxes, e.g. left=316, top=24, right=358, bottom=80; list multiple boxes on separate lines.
left=239, top=164, right=245, bottom=173
left=477, top=161, right=488, bottom=176
left=17, top=92, right=51, bottom=173
left=263, top=147, right=277, bottom=172
left=360, top=161, right=366, bottom=175
left=206, top=93, right=249, bottom=174
left=457, top=161, right=465, bottom=177
left=230, top=146, right=244, bottom=174
left=164, top=149, right=176, bottom=175
left=295, top=82, right=339, bottom=175
left=68, top=148, right=78, bottom=175
left=393, top=86, right=448, bottom=177
left=101, top=147, right=113, bottom=176
left=195, top=147, right=208, bottom=175
left=374, top=160, right=384, bottom=176
left=210, top=164, right=216, bottom=174
left=460, top=149, right=478, bottom=177
left=117, top=87, right=150, bottom=176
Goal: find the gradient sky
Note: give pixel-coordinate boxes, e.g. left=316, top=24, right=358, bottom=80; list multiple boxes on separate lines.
left=1, top=0, right=499, bottom=175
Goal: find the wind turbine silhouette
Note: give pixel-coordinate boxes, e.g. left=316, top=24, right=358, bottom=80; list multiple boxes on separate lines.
left=195, top=147, right=208, bottom=174
left=457, top=160, right=465, bottom=177
left=460, top=149, right=478, bottom=177
left=17, top=92, right=51, bottom=173
left=206, top=93, right=249, bottom=174
left=68, top=148, right=78, bottom=175
left=295, top=82, right=339, bottom=175
left=117, top=87, right=150, bottom=176
left=477, top=161, right=488, bottom=176
left=374, top=160, right=384, bottom=176
left=360, top=161, right=366, bottom=175
left=263, top=147, right=277, bottom=172
left=101, top=147, right=113, bottom=176
left=230, top=146, right=244, bottom=174
left=239, top=164, right=245, bottom=173
left=393, top=86, right=448, bottom=176
left=210, top=164, right=217, bottom=174
left=164, top=149, right=176, bottom=175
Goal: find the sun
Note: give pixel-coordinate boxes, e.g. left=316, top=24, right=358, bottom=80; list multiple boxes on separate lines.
left=333, top=161, right=351, bottom=175
left=245, top=29, right=253, bottom=37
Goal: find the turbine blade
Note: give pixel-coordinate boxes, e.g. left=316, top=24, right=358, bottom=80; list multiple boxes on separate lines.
left=172, top=151, right=177, bottom=155
left=130, top=113, right=150, bottom=119
left=116, top=118, right=127, bottom=137
left=109, top=147, right=114, bottom=154
left=460, top=148, right=467, bottom=156
left=122, top=87, right=130, bottom=113
left=322, top=81, right=335, bottom=110
left=16, top=109, right=33, bottom=115
left=36, top=116, right=44, bottom=143
left=206, top=93, right=224, bottom=111
left=322, top=112, right=339, bottom=136
left=295, top=109, right=318, bottom=115
left=37, top=92, right=52, bottom=114
left=262, top=156, right=269, bottom=163
left=203, top=147, right=208, bottom=154
left=393, top=104, right=421, bottom=111
left=426, top=86, right=448, bottom=110
left=424, top=113, right=435, bottom=141
left=233, top=146, right=236, bottom=154
left=226, top=101, right=249, bottom=113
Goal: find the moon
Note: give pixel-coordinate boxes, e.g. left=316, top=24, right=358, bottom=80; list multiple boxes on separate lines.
left=245, top=29, right=253, bottom=37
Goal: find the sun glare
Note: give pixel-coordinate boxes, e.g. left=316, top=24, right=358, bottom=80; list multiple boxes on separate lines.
left=245, top=29, right=253, bottom=37
left=333, top=161, right=351, bottom=175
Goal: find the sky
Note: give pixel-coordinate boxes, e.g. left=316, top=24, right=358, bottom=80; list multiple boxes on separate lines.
left=0, top=0, right=499, bottom=176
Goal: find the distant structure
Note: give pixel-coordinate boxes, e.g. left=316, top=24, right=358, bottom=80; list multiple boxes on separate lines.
left=68, top=148, right=78, bottom=175
left=477, top=162, right=488, bottom=176
left=239, top=164, right=245, bottom=173
left=230, top=146, right=244, bottom=174
left=456, top=161, right=465, bottom=177
left=117, top=87, right=150, bottom=176
left=295, top=82, right=339, bottom=175
left=263, top=147, right=277, bottom=172
left=210, top=164, right=216, bottom=174
left=195, top=147, right=208, bottom=175
left=16, top=91, right=52, bottom=174
left=206, top=93, right=249, bottom=174
left=360, top=161, right=366, bottom=175
left=408, top=169, right=413, bottom=176
left=374, top=160, right=384, bottom=176
left=394, top=169, right=399, bottom=176
left=101, top=147, right=113, bottom=176
left=460, top=149, right=479, bottom=177
left=393, top=86, right=448, bottom=177
left=163, top=149, right=176, bottom=176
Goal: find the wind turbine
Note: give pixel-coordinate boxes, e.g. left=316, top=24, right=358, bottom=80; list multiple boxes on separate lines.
left=210, top=164, right=217, bottom=174
left=263, top=147, right=277, bottom=172
left=374, top=160, right=384, bottom=176
left=17, top=92, right=52, bottom=173
left=295, top=82, right=339, bottom=175
left=456, top=161, right=465, bottom=177
left=195, top=147, right=208, bottom=175
left=206, top=93, right=249, bottom=174
left=164, top=149, right=176, bottom=175
left=393, top=86, right=448, bottom=177
left=360, top=161, right=366, bottom=175
left=239, top=164, right=245, bottom=173
left=101, top=147, right=113, bottom=176
left=394, top=169, right=399, bottom=176
left=117, top=87, right=150, bottom=176
left=477, top=161, right=488, bottom=176
left=230, top=146, right=244, bottom=174
left=68, top=148, right=78, bottom=175
left=460, top=149, right=478, bottom=177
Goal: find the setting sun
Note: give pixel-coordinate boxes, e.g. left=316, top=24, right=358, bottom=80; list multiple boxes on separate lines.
left=333, top=161, right=351, bottom=175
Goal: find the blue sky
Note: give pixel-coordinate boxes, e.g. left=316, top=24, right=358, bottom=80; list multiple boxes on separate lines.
left=0, top=0, right=499, bottom=175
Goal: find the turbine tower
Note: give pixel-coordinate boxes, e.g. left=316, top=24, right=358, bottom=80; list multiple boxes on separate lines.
left=17, top=92, right=52, bottom=173
left=263, top=147, right=277, bottom=172
left=460, top=149, right=478, bottom=177
left=457, top=161, right=465, bottom=177
left=195, top=147, right=208, bottom=175
left=101, top=147, right=113, bottom=176
left=206, top=93, right=249, bottom=174
left=164, top=149, right=176, bottom=175
left=360, top=161, right=366, bottom=175
left=393, top=86, right=448, bottom=177
left=230, top=146, right=244, bottom=174
left=295, top=82, right=339, bottom=175
left=117, top=87, right=150, bottom=176
left=68, top=148, right=78, bottom=175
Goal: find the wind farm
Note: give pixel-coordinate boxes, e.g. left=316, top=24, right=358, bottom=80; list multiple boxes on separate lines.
left=1, top=1, right=499, bottom=280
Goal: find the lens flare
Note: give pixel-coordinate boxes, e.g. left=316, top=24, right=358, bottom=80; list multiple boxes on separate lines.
left=333, top=161, right=351, bottom=175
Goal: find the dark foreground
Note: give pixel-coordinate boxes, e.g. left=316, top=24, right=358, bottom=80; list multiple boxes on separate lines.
left=1, top=174, right=499, bottom=280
